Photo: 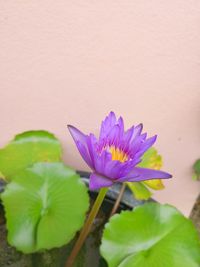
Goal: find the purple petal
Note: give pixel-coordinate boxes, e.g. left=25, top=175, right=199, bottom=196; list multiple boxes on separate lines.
left=99, top=112, right=117, bottom=140
left=92, top=149, right=124, bottom=179
left=76, top=141, right=94, bottom=169
left=124, top=126, right=135, bottom=143
left=129, top=133, right=147, bottom=156
left=67, top=125, right=94, bottom=169
left=107, top=124, right=121, bottom=146
left=89, top=173, right=113, bottom=190
left=134, top=135, right=157, bottom=158
left=94, top=150, right=112, bottom=175
left=129, top=123, right=143, bottom=143
left=103, top=156, right=141, bottom=180
left=117, top=173, right=139, bottom=182
left=68, top=125, right=86, bottom=144
left=104, top=159, right=124, bottom=179
left=125, top=167, right=172, bottom=182
left=86, top=133, right=99, bottom=167
left=117, top=116, right=124, bottom=138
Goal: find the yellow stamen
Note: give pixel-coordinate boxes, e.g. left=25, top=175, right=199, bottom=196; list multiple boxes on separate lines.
left=109, top=146, right=128, bottom=162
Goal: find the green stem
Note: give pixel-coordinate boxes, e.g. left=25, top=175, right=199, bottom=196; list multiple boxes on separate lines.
left=65, top=187, right=108, bottom=267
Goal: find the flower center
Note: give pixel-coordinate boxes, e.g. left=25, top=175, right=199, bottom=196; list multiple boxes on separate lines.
left=109, top=146, right=128, bottom=162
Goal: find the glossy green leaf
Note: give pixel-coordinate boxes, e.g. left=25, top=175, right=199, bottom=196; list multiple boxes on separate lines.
left=0, top=131, right=62, bottom=181
left=193, top=159, right=200, bottom=181
left=1, top=162, right=89, bottom=253
left=101, top=203, right=200, bottom=267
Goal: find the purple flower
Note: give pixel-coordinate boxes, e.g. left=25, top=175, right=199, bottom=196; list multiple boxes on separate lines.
left=68, top=112, right=172, bottom=190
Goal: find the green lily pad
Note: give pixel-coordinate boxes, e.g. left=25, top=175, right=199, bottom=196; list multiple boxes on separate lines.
left=0, top=131, right=62, bottom=181
left=1, top=162, right=89, bottom=253
left=101, top=203, right=200, bottom=267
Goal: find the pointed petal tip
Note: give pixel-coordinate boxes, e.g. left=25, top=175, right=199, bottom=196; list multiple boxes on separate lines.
left=118, top=116, right=123, bottom=123
left=167, top=173, right=173, bottom=178
left=156, top=170, right=172, bottom=179
left=109, top=111, right=116, bottom=116
left=126, top=167, right=172, bottom=183
left=108, top=111, right=117, bottom=121
left=67, top=124, right=76, bottom=132
left=67, top=125, right=87, bottom=146
left=158, top=171, right=172, bottom=179
left=137, top=123, right=143, bottom=130
left=147, top=134, right=157, bottom=145
left=105, top=111, right=115, bottom=119
left=152, top=134, right=157, bottom=141
left=67, top=125, right=78, bottom=137
left=159, top=170, right=172, bottom=179
left=67, top=124, right=73, bottom=132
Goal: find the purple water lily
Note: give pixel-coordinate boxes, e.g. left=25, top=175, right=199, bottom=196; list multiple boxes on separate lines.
left=68, top=112, right=172, bottom=190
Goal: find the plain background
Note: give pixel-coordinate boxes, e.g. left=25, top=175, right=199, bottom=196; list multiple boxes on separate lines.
left=0, top=1, right=200, bottom=215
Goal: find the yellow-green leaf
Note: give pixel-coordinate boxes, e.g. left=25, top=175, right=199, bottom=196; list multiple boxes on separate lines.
left=127, top=182, right=152, bottom=200
left=128, top=148, right=165, bottom=200
left=143, top=179, right=165, bottom=190
left=138, top=147, right=162, bottom=170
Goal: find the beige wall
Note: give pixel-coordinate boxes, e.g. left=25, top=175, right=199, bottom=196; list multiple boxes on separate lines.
left=0, top=1, right=200, bottom=215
